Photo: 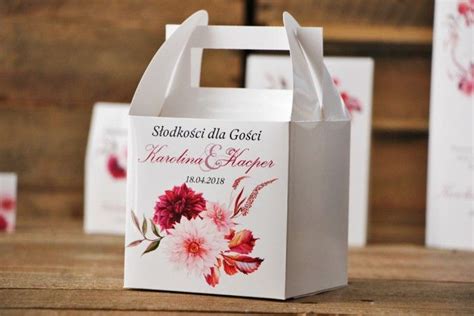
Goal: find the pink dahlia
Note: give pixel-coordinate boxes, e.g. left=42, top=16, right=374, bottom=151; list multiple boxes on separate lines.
left=153, top=184, right=206, bottom=230
left=165, top=217, right=227, bottom=276
left=204, top=202, right=235, bottom=233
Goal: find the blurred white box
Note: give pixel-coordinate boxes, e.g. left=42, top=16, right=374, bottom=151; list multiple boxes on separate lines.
left=426, top=0, right=474, bottom=251
left=246, top=55, right=374, bottom=247
left=84, top=102, right=129, bottom=235
left=0, top=172, right=17, bottom=232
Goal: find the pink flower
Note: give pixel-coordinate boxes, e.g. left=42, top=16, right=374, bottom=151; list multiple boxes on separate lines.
left=165, top=217, right=227, bottom=276
left=204, top=202, right=235, bottom=233
left=458, top=64, right=474, bottom=96
left=153, top=184, right=206, bottom=231
left=340, top=91, right=362, bottom=113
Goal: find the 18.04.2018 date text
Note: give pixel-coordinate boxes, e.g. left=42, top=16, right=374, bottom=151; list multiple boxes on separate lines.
left=185, top=176, right=225, bottom=185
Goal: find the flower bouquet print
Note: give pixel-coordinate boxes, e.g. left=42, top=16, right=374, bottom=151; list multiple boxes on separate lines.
left=84, top=103, right=129, bottom=235
left=128, top=177, right=276, bottom=287
left=125, top=11, right=350, bottom=299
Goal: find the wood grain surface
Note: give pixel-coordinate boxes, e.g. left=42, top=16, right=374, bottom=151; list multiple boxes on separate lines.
left=0, top=222, right=473, bottom=314
left=255, top=0, right=434, bottom=44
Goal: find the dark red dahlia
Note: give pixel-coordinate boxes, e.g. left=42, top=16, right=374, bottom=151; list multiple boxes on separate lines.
left=153, top=183, right=206, bottom=230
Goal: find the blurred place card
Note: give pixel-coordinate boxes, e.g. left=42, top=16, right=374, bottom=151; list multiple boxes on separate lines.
left=0, top=173, right=17, bottom=233
left=427, top=0, right=474, bottom=250
left=246, top=55, right=374, bottom=247
left=84, top=102, right=129, bottom=235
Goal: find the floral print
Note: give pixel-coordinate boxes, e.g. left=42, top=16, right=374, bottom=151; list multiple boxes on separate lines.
left=153, top=183, right=206, bottom=231
left=128, top=176, right=277, bottom=287
left=446, top=1, right=474, bottom=96
left=0, top=195, right=15, bottom=232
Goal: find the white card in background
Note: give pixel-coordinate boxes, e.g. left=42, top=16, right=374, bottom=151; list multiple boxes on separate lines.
left=84, top=102, right=129, bottom=235
left=426, top=0, right=474, bottom=251
left=246, top=55, right=374, bottom=247
left=0, top=173, right=17, bottom=233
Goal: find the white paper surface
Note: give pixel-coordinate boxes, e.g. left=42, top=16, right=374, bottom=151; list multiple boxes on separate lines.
left=427, top=0, right=474, bottom=251
left=246, top=55, right=373, bottom=247
left=84, top=102, right=129, bottom=235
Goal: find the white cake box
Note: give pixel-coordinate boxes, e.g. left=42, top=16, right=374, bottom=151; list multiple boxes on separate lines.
left=84, top=102, right=129, bottom=235
left=125, top=11, right=350, bottom=299
left=245, top=55, right=374, bottom=247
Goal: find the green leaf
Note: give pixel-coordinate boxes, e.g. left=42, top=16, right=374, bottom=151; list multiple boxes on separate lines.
left=142, top=240, right=160, bottom=256
left=142, top=216, right=147, bottom=235
left=126, top=239, right=144, bottom=247
left=150, top=219, right=161, bottom=238
left=131, top=210, right=141, bottom=233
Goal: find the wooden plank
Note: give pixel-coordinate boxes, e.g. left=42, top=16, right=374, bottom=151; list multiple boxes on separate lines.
left=1, top=226, right=473, bottom=313
left=0, top=104, right=90, bottom=190
left=372, top=119, right=429, bottom=134
left=1, top=225, right=473, bottom=291
left=1, top=311, right=284, bottom=316
left=15, top=190, right=83, bottom=223
left=369, top=134, right=428, bottom=244
left=0, top=0, right=244, bottom=107
left=255, top=0, right=434, bottom=45
left=0, top=280, right=472, bottom=314
left=372, top=58, right=431, bottom=128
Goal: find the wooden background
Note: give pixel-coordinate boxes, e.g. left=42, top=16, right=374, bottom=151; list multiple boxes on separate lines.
left=0, top=0, right=433, bottom=244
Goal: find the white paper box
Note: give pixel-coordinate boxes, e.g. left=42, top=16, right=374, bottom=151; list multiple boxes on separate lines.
left=246, top=55, right=373, bottom=247
left=84, top=102, right=129, bottom=235
left=426, top=0, right=474, bottom=251
left=0, top=173, right=17, bottom=232
left=125, top=11, right=350, bottom=299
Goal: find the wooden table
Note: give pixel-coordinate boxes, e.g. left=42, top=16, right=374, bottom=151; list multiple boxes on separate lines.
left=1, top=221, right=473, bottom=315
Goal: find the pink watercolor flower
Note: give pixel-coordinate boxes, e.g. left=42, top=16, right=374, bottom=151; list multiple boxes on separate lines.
left=165, top=217, right=227, bottom=276
left=458, top=0, right=474, bottom=25
left=458, top=64, right=474, bottom=96
left=204, top=202, right=235, bottom=233
left=153, top=184, right=206, bottom=231
left=340, top=91, right=362, bottom=113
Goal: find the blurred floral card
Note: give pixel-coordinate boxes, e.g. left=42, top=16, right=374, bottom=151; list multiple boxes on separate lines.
left=84, top=102, right=129, bottom=235
left=0, top=173, right=17, bottom=233
left=246, top=55, right=374, bottom=247
left=427, top=0, right=474, bottom=250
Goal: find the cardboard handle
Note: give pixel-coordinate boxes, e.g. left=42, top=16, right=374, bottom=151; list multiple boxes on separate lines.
left=171, top=17, right=324, bottom=120
left=131, top=11, right=347, bottom=121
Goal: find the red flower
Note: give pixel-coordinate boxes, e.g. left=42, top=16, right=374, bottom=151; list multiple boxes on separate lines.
left=0, top=197, right=15, bottom=211
left=222, top=254, right=263, bottom=275
left=0, top=214, right=8, bottom=231
left=227, top=229, right=257, bottom=254
left=204, top=259, right=222, bottom=287
left=107, top=155, right=126, bottom=179
left=153, top=183, right=206, bottom=230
